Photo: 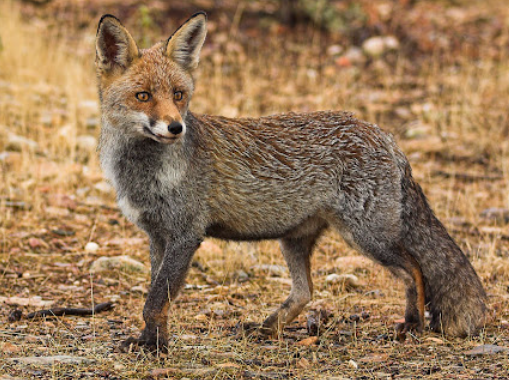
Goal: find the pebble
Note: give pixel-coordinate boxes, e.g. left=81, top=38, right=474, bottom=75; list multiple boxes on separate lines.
left=85, top=242, right=99, bottom=253
left=90, top=255, right=148, bottom=274
left=76, top=135, right=97, bottom=151
left=362, top=36, right=399, bottom=57
left=325, top=273, right=359, bottom=289
left=6, top=133, right=38, bottom=152
left=251, top=264, right=288, bottom=276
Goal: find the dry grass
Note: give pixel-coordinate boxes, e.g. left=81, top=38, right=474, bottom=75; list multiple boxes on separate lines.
left=2, top=1, right=509, bottom=379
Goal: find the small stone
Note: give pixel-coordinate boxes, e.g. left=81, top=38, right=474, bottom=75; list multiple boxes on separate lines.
left=327, top=44, right=343, bottom=56
left=76, top=135, right=97, bottom=151
left=342, top=47, right=365, bottom=65
left=348, top=359, right=358, bottom=369
left=28, top=237, right=46, bottom=249
left=234, top=269, right=249, bottom=282
left=94, top=181, right=114, bottom=194
left=90, top=255, right=148, bottom=274
left=362, top=36, right=399, bottom=57
left=85, top=242, right=99, bottom=253
left=480, top=208, right=509, bottom=223
left=85, top=117, right=100, bottom=129
left=465, top=344, right=509, bottom=356
left=325, top=273, right=359, bottom=289
left=251, top=264, right=288, bottom=277
left=6, top=133, right=38, bottom=152
left=130, top=285, right=148, bottom=294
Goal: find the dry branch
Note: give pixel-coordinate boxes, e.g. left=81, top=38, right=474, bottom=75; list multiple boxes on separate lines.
left=26, top=302, right=114, bottom=319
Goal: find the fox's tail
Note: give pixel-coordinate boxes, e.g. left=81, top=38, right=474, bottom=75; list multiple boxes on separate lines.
left=400, top=163, right=486, bottom=336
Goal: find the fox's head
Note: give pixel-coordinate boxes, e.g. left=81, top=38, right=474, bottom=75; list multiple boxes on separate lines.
left=95, top=13, right=207, bottom=144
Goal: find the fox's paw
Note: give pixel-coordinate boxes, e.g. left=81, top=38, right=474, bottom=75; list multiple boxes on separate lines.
left=120, top=330, right=169, bottom=354
left=395, top=320, right=423, bottom=341
left=235, top=321, right=276, bottom=339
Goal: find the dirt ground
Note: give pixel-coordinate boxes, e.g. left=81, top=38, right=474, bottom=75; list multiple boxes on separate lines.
left=1, top=0, right=509, bottom=378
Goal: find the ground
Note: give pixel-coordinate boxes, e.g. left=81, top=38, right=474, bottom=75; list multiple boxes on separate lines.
left=1, top=0, right=509, bottom=378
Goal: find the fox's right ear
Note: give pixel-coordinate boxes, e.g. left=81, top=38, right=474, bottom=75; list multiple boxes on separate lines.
left=96, top=15, right=139, bottom=74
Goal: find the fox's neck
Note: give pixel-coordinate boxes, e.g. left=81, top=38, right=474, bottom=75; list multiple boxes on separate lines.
left=99, top=121, right=190, bottom=199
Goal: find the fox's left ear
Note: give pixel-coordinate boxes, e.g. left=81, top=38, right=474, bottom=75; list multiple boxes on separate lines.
left=165, top=12, right=207, bottom=71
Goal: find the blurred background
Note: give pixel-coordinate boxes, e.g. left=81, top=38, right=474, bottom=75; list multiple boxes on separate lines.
left=2, top=0, right=509, bottom=378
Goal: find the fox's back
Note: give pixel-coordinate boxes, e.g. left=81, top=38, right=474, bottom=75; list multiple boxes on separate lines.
left=192, top=111, right=406, bottom=240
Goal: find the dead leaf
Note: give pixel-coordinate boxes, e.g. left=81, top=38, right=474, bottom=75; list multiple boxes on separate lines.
left=297, top=336, right=319, bottom=346
left=297, top=357, right=310, bottom=369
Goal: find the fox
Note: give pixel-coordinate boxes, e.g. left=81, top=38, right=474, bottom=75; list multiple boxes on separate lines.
left=95, top=12, right=486, bottom=350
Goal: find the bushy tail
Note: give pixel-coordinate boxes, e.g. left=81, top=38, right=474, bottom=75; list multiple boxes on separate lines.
left=400, top=164, right=486, bottom=336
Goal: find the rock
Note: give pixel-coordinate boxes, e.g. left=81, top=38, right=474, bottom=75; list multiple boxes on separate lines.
left=76, top=135, right=97, bottom=151
left=348, top=359, right=358, bottom=369
left=85, top=117, right=100, bottom=129
left=480, top=208, right=509, bottom=223
left=130, top=285, right=148, bottom=294
left=251, top=264, right=287, bottom=276
left=6, top=133, right=38, bottom=152
left=325, top=273, right=359, bottom=289
left=94, top=181, right=114, bottom=194
left=85, top=242, right=99, bottom=253
left=465, top=344, right=509, bottom=356
left=362, top=36, right=399, bottom=57
left=327, top=44, right=343, bottom=56
left=90, top=255, right=148, bottom=274
left=234, top=269, right=249, bottom=282
left=342, top=46, right=366, bottom=65
left=9, top=355, right=94, bottom=365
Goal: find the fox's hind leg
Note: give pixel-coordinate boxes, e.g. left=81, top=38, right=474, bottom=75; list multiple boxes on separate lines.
left=389, top=251, right=426, bottom=336
left=261, top=225, right=324, bottom=335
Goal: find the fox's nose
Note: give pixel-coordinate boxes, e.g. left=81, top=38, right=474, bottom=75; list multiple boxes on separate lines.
left=168, top=121, right=183, bottom=135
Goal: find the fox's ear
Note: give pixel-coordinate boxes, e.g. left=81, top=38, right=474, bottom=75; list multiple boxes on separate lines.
left=96, top=14, right=139, bottom=74
left=165, top=12, right=207, bottom=71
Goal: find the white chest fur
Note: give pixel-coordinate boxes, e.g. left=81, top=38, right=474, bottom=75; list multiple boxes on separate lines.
left=118, top=196, right=141, bottom=225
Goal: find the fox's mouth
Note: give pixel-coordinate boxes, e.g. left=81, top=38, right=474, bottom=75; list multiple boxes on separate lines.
left=143, top=126, right=177, bottom=143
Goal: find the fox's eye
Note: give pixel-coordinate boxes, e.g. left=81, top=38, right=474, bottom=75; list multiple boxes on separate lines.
left=136, top=92, right=151, bottom=102
left=174, top=91, right=183, bottom=101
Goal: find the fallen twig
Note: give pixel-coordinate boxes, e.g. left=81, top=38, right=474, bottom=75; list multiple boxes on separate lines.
left=26, top=302, right=114, bottom=319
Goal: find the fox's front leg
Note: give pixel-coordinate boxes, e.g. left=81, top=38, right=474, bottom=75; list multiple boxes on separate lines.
left=123, top=234, right=202, bottom=351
